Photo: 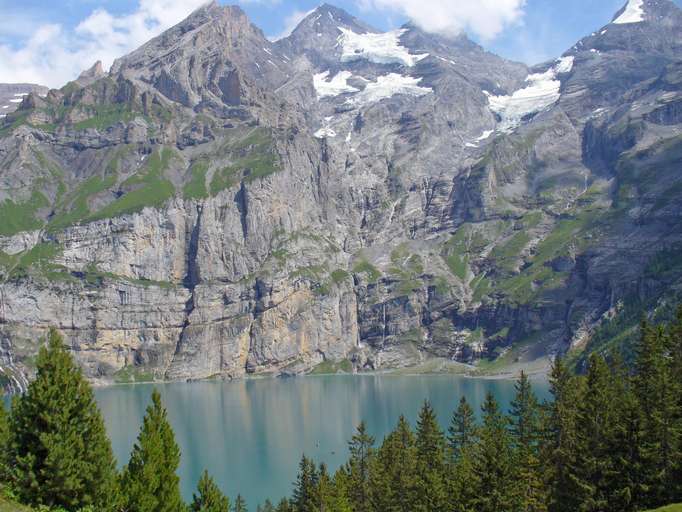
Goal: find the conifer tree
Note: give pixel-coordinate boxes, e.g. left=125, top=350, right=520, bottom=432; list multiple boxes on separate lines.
left=543, top=358, right=582, bottom=512
left=328, top=466, right=353, bottom=512
left=191, top=470, right=231, bottom=512
left=347, top=421, right=375, bottom=512
left=233, top=494, right=248, bottom=512
left=571, top=354, right=618, bottom=512
left=447, top=397, right=478, bottom=512
left=670, top=307, right=682, bottom=503
left=369, top=415, right=417, bottom=512
left=275, top=498, right=293, bottom=512
left=292, top=455, right=319, bottom=512
left=121, top=389, right=185, bottom=512
left=7, top=328, right=119, bottom=511
left=509, top=372, right=546, bottom=512
left=448, top=396, right=477, bottom=462
left=634, top=322, right=679, bottom=507
left=0, top=401, right=8, bottom=479
left=414, top=401, right=448, bottom=512
left=473, top=392, right=515, bottom=512
left=258, top=500, right=275, bottom=512
left=607, top=354, right=644, bottom=512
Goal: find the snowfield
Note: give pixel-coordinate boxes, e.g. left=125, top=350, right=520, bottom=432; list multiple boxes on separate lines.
left=347, top=73, right=432, bottom=106
left=485, top=56, right=574, bottom=133
left=613, top=0, right=645, bottom=24
left=313, top=71, right=359, bottom=98
left=337, top=28, right=428, bottom=67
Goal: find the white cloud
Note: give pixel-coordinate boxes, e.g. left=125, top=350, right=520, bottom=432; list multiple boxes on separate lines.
left=357, top=0, right=527, bottom=40
left=0, top=0, right=210, bottom=88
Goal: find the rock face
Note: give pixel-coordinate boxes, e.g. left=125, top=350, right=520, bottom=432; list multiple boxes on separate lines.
left=1, top=0, right=682, bottom=391
left=0, top=84, right=49, bottom=120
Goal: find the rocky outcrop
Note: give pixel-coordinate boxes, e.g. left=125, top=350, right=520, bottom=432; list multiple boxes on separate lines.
left=1, top=1, right=682, bottom=390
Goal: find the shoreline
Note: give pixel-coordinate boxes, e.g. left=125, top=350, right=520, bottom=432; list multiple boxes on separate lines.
left=87, top=356, right=551, bottom=390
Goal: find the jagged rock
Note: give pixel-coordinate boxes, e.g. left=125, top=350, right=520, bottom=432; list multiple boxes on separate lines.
left=1, top=1, right=682, bottom=389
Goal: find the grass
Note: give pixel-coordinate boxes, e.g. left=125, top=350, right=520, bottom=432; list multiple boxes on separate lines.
left=0, top=495, right=31, bottom=511
left=72, top=105, right=136, bottom=131
left=647, top=506, right=682, bottom=512
left=113, top=365, right=155, bottom=384
left=47, top=173, right=117, bottom=231
left=210, top=128, right=279, bottom=194
left=183, top=160, right=210, bottom=199
left=353, top=260, right=381, bottom=283
left=87, top=148, right=175, bottom=222
left=309, top=359, right=353, bottom=375
left=490, top=231, right=531, bottom=273
left=492, top=210, right=600, bottom=305
left=0, top=191, right=49, bottom=237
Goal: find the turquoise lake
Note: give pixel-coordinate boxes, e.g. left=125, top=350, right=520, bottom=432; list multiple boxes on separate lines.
left=93, top=374, right=550, bottom=507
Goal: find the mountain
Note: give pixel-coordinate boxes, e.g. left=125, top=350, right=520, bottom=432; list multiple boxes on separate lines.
left=0, top=0, right=681, bottom=391
left=0, top=84, right=49, bottom=120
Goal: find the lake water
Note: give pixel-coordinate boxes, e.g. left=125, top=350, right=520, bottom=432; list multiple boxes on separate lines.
left=93, top=374, right=550, bottom=507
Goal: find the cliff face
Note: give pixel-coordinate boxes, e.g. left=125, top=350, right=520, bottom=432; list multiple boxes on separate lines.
left=1, top=1, right=682, bottom=391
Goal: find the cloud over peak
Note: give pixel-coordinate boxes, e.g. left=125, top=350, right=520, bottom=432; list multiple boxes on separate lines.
left=358, top=0, right=527, bottom=40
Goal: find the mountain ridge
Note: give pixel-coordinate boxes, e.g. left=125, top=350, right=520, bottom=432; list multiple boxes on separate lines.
left=0, top=0, right=681, bottom=391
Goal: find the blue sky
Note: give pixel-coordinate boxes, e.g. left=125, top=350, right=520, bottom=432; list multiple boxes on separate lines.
left=1, top=0, right=680, bottom=87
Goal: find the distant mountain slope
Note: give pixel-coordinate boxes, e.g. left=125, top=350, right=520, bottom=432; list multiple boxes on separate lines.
left=0, top=0, right=681, bottom=390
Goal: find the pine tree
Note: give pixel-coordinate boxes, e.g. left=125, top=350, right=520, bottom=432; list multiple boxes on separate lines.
left=0, top=401, right=8, bottom=480
left=7, top=328, right=119, bottom=510
left=275, top=498, right=293, bottom=512
left=369, top=415, right=417, bottom=512
left=670, top=307, right=682, bottom=503
left=634, top=322, right=678, bottom=507
left=414, top=401, right=448, bottom=512
left=448, top=396, right=477, bottom=462
left=292, top=455, right=318, bottom=512
left=121, top=388, right=185, bottom=512
left=258, top=500, right=275, bottom=512
left=473, top=392, right=515, bottom=512
left=606, top=353, right=644, bottom=512
left=543, top=358, right=583, bottom=512
left=571, top=354, right=618, bottom=512
left=447, top=397, right=478, bottom=512
left=509, top=372, right=546, bottom=512
left=347, top=421, right=375, bottom=512
left=328, top=467, right=353, bottom=512
left=233, top=494, right=248, bottom=512
left=191, top=470, right=231, bottom=512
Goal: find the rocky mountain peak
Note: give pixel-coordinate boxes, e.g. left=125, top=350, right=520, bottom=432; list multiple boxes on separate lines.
left=611, top=0, right=682, bottom=25
left=75, top=60, right=105, bottom=87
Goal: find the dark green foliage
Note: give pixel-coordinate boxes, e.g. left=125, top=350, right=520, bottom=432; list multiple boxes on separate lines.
left=347, top=422, right=375, bottom=512
left=121, top=389, right=185, bottom=512
left=509, top=372, right=546, bottom=512
left=257, top=500, right=275, bottom=512
left=7, top=329, right=119, bottom=511
left=369, top=416, right=417, bottom=512
left=472, top=392, right=515, bottom=512
left=233, top=494, right=248, bottom=512
left=448, top=396, right=477, bottom=460
left=3, top=305, right=682, bottom=512
left=292, top=456, right=318, bottom=512
left=191, top=470, right=231, bottom=512
left=414, top=401, right=448, bottom=511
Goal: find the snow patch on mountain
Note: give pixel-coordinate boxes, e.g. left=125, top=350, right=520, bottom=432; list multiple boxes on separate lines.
left=347, top=73, right=432, bottom=106
left=485, top=57, right=574, bottom=133
left=338, top=28, right=428, bottom=67
left=314, top=127, right=337, bottom=138
left=313, top=71, right=359, bottom=99
left=613, top=0, right=645, bottom=24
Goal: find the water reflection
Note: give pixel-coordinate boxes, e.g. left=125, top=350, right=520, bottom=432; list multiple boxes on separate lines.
left=94, top=374, right=549, bottom=507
